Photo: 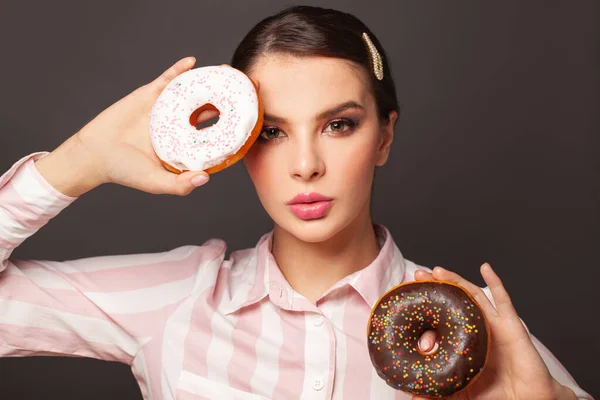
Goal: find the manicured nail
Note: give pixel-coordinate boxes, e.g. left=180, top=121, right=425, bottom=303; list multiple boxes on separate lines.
left=420, top=338, right=431, bottom=351
left=191, top=174, right=209, bottom=187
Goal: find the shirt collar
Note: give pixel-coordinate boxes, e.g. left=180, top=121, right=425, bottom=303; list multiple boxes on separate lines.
left=348, top=224, right=406, bottom=308
left=222, top=224, right=406, bottom=315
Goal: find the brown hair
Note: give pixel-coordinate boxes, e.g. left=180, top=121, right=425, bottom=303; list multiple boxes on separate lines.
left=230, top=5, right=400, bottom=126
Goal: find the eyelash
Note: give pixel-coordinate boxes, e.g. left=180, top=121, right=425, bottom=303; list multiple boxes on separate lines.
left=258, top=118, right=360, bottom=143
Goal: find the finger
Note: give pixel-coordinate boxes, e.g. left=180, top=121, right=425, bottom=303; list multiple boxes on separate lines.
left=417, top=330, right=438, bottom=353
left=480, top=263, right=517, bottom=316
left=414, top=269, right=434, bottom=281
left=107, top=148, right=208, bottom=195
left=150, top=56, right=196, bottom=93
left=147, top=168, right=210, bottom=196
left=432, top=266, right=499, bottom=318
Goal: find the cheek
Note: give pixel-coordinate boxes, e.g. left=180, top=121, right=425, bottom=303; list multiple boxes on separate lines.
left=328, top=134, right=379, bottom=187
left=244, top=146, right=280, bottom=198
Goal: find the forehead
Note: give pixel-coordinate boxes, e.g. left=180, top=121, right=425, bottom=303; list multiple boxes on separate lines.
left=246, top=54, right=373, bottom=121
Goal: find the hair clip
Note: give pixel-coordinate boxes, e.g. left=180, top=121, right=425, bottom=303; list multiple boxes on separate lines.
left=362, top=32, right=384, bottom=81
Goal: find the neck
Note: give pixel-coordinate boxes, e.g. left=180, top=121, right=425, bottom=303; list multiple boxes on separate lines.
left=271, top=211, right=381, bottom=304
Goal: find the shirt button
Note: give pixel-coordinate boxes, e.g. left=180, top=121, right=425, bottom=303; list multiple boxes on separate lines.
left=313, top=315, right=324, bottom=327
left=313, top=377, right=324, bottom=391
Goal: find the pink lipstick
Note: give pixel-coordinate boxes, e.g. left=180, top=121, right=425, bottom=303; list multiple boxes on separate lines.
left=287, top=192, right=334, bottom=220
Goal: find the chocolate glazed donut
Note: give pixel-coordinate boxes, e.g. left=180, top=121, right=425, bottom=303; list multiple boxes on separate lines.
left=367, top=281, right=491, bottom=398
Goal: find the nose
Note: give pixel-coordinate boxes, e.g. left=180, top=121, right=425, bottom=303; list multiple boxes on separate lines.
left=288, top=133, right=326, bottom=182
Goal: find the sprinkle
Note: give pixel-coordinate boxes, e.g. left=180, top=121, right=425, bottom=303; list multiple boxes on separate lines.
left=367, top=281, right=488, bottom=397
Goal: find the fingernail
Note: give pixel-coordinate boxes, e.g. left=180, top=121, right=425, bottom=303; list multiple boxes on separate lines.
left=191, top=174, right=209, bottom=187
left=420, top=338, right=431, bottom=351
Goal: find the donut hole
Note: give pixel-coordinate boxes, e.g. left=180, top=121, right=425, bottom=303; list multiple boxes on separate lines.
left=190, top=104, right=220, bottom=130
left=417, top=329, right=440, bottom=356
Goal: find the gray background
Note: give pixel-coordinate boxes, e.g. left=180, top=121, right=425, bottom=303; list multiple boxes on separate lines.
left=0, top=0, right=597, bottom=398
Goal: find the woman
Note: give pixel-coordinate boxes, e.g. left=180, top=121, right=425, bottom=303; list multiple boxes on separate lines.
left=0, top=5, right=592, bottom=400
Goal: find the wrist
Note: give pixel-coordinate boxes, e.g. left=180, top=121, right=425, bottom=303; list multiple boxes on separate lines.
left=34, top=134, right=106, bottom=197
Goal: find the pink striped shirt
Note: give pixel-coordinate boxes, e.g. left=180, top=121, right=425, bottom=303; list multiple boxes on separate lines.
left=0, top=152, right=593, bottom=400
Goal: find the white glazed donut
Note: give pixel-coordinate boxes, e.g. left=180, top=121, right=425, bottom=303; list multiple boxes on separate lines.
left=149, top=65, right=263, bottom=174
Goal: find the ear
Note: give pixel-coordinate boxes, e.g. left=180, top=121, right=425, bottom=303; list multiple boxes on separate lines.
left=375, top=110, right=398, bottom=166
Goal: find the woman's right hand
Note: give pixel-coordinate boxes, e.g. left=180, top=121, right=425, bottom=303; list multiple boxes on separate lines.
left=35, top=56, right=216, bottom=197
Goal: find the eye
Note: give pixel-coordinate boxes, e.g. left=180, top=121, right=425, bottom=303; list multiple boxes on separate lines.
left=324, top=118, right=359, bottom=134
left=258, top=127, right=285, bottom=141
left=258, top=118, right=360, bottom=143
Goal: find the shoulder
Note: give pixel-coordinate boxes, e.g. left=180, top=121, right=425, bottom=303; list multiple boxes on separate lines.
left=168, top=237, right=260, bottom=294
left=401, top=257, right=433, bottom=282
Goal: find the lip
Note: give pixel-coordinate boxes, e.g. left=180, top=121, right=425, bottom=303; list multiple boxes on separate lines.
left=287, top=192, right=334, bottom=220
left=287, top=192, right=334, bottom=205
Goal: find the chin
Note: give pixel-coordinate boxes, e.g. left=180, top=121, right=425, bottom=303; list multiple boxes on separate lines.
left=275, top=211, right=349, bottom=244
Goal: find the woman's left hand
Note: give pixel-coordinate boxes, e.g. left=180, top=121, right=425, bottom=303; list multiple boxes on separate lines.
left=412, top=263, right=577, bottom=400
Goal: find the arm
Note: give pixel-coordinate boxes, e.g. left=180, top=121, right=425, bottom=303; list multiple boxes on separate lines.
left=1, top=56, right=216, bottom=365
left=0, top=152, right=224, bottom=364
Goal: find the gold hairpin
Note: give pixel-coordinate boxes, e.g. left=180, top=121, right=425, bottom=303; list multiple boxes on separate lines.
left=362, top=32, right=383, bottom=81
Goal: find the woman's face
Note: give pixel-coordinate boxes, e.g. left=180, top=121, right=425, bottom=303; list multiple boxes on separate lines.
left=243, top=54, right=397, bottom=243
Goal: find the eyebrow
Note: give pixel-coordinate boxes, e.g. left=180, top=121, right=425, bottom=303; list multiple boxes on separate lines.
left=263, top=100, right=365, bottom=124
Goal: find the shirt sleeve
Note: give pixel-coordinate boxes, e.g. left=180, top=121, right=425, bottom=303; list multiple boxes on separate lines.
left=0, top=152, right=226, bottom=365
left=481, top=287, right=594, bottom=400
